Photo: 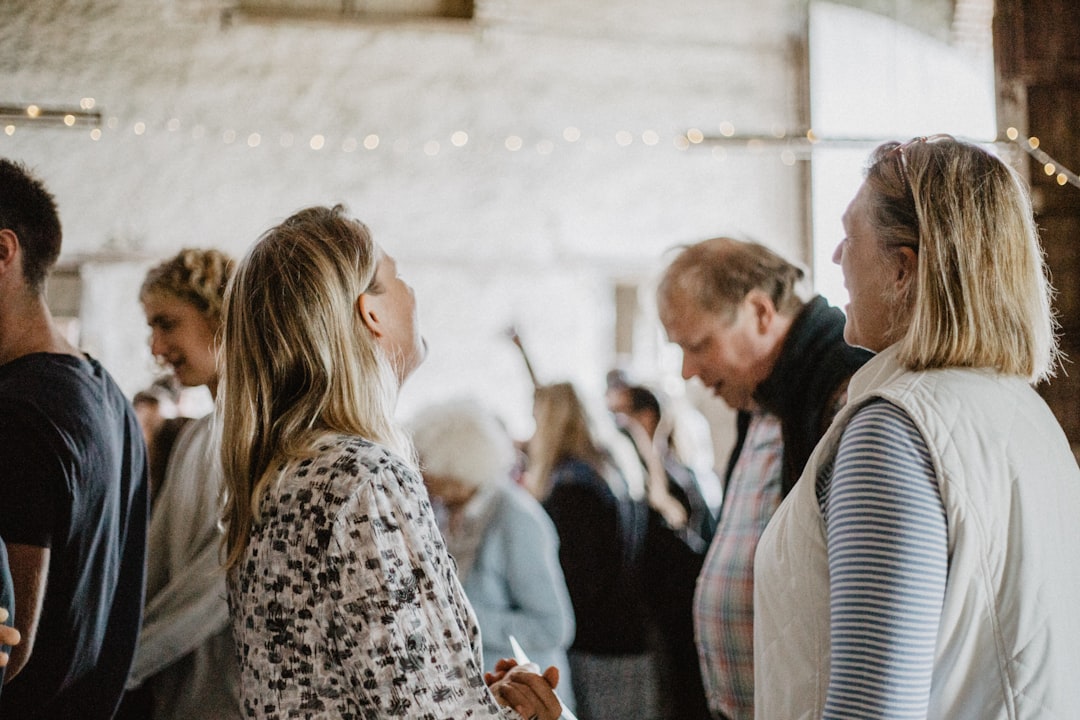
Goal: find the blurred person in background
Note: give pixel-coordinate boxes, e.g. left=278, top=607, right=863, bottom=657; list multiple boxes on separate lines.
left=526, top=382, right=657, bottom=720
left=118, top=248, right=241, bottom=720
left=131, top=376, right=191, bottom=501
left=607, top=380, right=713, bottom=720
left=411, top=397, right=577, bottom=711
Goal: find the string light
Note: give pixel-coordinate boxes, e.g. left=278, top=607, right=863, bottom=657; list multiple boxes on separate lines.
left=0, top=102, right=791, bottom=163
left=19, top=108, right=1067, bottom=187
left=1006, top=127, right=1080, bottom=190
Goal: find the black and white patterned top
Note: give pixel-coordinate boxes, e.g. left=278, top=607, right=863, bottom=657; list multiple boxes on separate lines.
left=227, top=433, right=521, bottom=719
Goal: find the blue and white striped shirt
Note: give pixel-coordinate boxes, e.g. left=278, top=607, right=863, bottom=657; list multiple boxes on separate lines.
left=816, top=399, right=948, bottom=719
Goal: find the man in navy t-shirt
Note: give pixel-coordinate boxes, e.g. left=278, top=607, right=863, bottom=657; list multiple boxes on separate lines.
left=0, top=158, right=149, bottom=719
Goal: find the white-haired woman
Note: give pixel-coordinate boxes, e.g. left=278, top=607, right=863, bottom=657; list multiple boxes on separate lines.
left=754, top=136, right=1080, bottom=719
left=219, top=205, right=562, bottom=720
left=410, top=398, right=576, bottom=711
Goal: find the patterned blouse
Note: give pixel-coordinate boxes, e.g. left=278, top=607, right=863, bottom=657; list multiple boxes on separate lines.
left=227, top=433, right=521, bottom=720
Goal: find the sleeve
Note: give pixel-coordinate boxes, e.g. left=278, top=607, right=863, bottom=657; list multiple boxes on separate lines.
left=0, top=407, right=62, bottom=548
left=469, top=494, right=575, bottom=655
left=823, top=400, right=948, bottom=720
left=126, top=535, right=229, bottom=685
left=127, top=420, right=230, bottom=686
left=327, top=461, right=519, bottom=719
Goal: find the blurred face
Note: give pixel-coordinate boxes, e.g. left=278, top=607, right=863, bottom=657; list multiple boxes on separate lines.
left=834, top=182, right=899, bottom=352
left=366, top=248, right=426, bottom=383
left=661, top=293, right=773, bottom=411
left=143, top=293, right=219, bottom=389
left=422, top=471, right=476, bottom=509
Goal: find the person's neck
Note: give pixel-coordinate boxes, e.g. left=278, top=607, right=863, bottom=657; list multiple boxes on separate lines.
left=0, top=291, right=81, bottom=367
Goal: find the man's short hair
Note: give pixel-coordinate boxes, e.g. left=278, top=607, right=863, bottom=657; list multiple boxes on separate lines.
left=0, top=159, right=62, bottom=292
left=657, top=237, right=805, bottom=321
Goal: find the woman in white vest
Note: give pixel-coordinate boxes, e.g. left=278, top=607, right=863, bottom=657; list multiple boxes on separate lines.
left=753, top=135, right=1080, bottom=719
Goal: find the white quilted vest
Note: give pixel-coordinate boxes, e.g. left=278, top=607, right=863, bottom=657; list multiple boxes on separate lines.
left=753, top=345, right=1080, bottom=719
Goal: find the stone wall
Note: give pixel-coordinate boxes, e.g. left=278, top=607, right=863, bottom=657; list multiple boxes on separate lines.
left=1, top=0, right=808, bottom=451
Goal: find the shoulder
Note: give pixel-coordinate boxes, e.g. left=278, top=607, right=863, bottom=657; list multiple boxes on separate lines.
left=551, top=457, right=603, bottom=485
left=280, top=434, right=423, bottom=515
left=498, top=483, right=557, bottom=531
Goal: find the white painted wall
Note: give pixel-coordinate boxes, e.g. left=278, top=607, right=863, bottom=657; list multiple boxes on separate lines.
left=1, top=0, right=810, bottom=457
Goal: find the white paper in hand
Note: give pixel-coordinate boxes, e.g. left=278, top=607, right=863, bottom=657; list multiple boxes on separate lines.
left=507, top=635, right=578, bottom=720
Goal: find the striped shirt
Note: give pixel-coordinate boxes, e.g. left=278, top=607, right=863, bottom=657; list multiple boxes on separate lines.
left=694, top=410, right=783, bottom=720
left=816, top=399, right=947, bottom=720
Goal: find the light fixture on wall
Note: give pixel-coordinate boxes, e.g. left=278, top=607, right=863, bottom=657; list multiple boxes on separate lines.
left=224, top=0, right=474, bottom=24
left=0, top=101, right=102, bottom=128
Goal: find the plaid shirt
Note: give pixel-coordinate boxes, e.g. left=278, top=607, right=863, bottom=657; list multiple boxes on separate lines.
left=694, top=410, right=783, bottom=720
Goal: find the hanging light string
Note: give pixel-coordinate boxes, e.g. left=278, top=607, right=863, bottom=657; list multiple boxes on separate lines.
left=2, top=102, right=1077, bottom=189
left=1005, top=126, right=1080, bottom=190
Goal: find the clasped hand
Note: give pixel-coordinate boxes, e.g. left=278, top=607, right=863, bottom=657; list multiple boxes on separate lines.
left=485, top=657, right=561, bottom=720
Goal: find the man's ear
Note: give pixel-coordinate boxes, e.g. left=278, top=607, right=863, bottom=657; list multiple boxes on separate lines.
left=0, top=228, right=18, bottom=274
left=356, top=292, right=383, bottom=338
left=744, top=288, right=778, bottom=333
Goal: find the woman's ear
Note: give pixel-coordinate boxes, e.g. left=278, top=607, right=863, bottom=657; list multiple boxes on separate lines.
left=356, top=293, right=383, bottom=338
left=894, top=246, right=918, bottom=294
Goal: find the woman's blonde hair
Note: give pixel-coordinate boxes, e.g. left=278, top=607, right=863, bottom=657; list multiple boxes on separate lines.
left=140, top=247, right=235, bottom=329
left=525, top=383, right=607, bottom=501
left=864, top=135, right=1058, bottom=383
left=219, top=205, right=414, bottom=570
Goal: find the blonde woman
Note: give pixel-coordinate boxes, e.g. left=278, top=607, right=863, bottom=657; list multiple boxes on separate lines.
left=527, top=382, right=657, bottom=720
left=754, top=136, right=1080, bottom=718
left=121, top=248, right=240, bottom=720
left=219, top=205, right=561, bottom=720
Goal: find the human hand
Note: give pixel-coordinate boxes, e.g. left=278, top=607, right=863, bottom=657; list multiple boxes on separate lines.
left=484, top=656, right=520, bottom=687
left=0, top=606, right=22, bottom=668
left=488, top=659, right=562, bottom=720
